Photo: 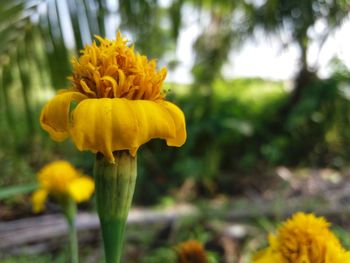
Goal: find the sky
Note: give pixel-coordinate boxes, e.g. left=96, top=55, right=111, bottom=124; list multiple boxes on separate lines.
left=55, top=0, right=350, bottom=84
left=167, top=4, right=350, bottom=83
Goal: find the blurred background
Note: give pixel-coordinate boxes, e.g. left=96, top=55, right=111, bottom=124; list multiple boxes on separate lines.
left=1, top=0, right=350, bottom=262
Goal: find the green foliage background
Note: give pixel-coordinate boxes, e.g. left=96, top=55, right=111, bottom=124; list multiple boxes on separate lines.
left=1, top=0, right=350, bottom=204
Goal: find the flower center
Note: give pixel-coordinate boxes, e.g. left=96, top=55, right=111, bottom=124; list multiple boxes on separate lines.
left=70, top=33, right=167, bottom=100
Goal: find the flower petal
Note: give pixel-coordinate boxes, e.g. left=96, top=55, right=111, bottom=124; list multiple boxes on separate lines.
left=70, top=98, right=186, bottom=162
left=161, top=101, right=187, bottom=147
left=68, top=176, right=95, bottom=202
left=252, top=248, right=282, bottom=263
left=31, top=189, right=48, bottom=213
left=40, top=90, right=87, bottom=141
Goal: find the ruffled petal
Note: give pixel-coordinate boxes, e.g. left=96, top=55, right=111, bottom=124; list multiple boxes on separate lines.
left=40, top=90, right=87, bottom=141
left=161, top=101, right=187, bottom=147
left=70, top=98, right=187, bottom=162
left=68, top=176, right=95, bottom=202
left=31, top=189, right=48, bottom=213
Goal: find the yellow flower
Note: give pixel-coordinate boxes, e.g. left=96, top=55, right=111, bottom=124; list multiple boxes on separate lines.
left=40, top=33, right=186, bottom=163
left=253, top=212, right=350, bottom=263
left=175, top=240, right=208, bottom=263
left=31, top=161, right=94, bottom=213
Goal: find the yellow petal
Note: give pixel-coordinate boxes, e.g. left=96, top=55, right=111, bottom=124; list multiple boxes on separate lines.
left=339, top=252, right=350, bottom=262
left=161, top=101, right=187, bottom=147
left=31, top=189, right=48, bottom=213
left=70, top=98, right=187, bottom=162
left=68, top=176, right=95, bottom=202
left=37, top=160, right=80, bottom=193
left=40, top=90, right=87, bottom=141
left=252, top=248, right=282, bottom=263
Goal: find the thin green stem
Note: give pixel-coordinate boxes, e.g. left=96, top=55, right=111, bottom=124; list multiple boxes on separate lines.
left=68, top=216, right=79, bottom=263
left=63, top=198, right=79, bottom=263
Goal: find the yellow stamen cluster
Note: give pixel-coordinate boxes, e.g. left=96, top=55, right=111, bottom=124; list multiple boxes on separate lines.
left=70, top=32, right=167, bottom=100
left=253, top=212, right=350, bottom=263
left=175, top=240, right=208, bottom=263
left=277, top=213, right=340, bottom=262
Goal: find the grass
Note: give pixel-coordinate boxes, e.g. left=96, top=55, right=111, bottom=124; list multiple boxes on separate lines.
left=167, top=78, right=286, bottom=112
left=1, top=254, right=68, bottom=263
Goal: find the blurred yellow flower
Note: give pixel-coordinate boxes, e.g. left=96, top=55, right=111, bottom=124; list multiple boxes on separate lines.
left=253, top=212, right=350, bottom=263
left=40, top=32, right=186, bottom=163
left=31, top=161, right=94, bottom=213
left=175, top=240, right=208, bottom=263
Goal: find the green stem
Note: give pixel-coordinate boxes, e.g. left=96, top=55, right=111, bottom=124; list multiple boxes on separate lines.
left=94, top=151, right=137, bottom=263
left=63, top=198, right=79, bottom=263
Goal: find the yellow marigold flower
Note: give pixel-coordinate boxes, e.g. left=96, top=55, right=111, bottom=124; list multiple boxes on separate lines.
left=31, top=161, right=94, bottom=213
left=253, top=212, right=350, bottom=263
left=175, top=240, right=208, bottom=263
left=32, top=189, right=48, bottom=213
left=40, top=32, right=186, bottom=163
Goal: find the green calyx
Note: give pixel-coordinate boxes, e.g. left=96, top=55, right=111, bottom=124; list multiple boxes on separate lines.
left=94, top=151, right=137, bottom=263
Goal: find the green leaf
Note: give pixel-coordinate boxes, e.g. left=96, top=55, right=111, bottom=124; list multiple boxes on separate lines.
left=0, top=183, right=38, bottom=200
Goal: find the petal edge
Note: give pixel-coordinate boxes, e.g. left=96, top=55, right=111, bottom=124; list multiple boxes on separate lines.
left=70, top=98, right=186, bottom=162
left=40, top=91, right=87, bottom=141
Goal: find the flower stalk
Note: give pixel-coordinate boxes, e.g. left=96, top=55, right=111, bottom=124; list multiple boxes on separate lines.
left=94, top=151, right=137, bottom=263
left=31, top=161, right=95, bottom=263
left=62, top=197, right=79, bottom=263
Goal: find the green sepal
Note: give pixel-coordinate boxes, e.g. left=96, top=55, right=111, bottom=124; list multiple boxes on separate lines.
left=94, top=151, right=137, bottom=263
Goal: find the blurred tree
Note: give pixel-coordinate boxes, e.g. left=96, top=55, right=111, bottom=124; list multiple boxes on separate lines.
left=1, top=0, right=350, bottom=198
left=243, top=0, right=350, bottom=114
left=187, top=0, right=350, bottom=114
left=118, top=0, right=175, bottom=58
left=1, top=0, right=348, bottom=137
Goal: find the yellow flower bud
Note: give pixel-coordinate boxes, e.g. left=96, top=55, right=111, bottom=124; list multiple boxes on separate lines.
left=31, top=161, right=94, bottom=212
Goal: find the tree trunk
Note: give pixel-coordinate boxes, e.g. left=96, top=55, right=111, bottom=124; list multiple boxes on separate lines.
left=279, top=41, right=316, bottom=117
left=280, top=66, right=315, bottom=118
